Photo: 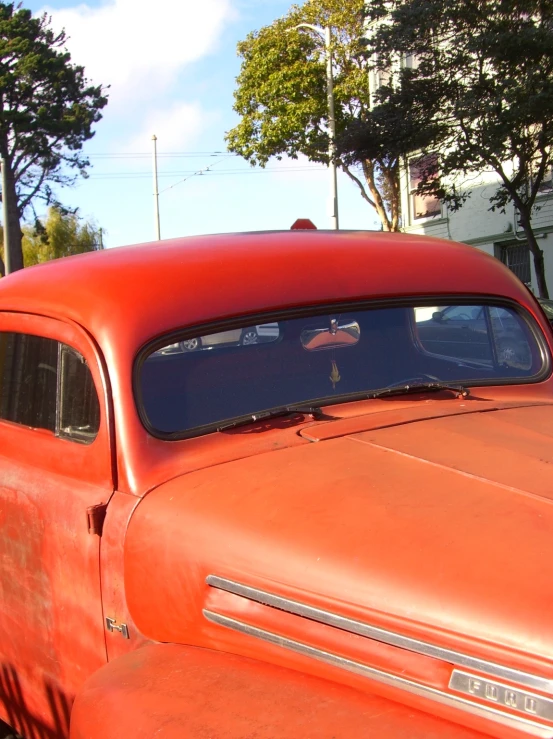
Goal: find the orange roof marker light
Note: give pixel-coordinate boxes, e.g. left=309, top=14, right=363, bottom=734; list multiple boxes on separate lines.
left=290, top=218, right=317, bottom=230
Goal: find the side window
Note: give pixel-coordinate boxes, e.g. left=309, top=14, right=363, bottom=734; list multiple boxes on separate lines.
left=57, top=345, right=101, bottom=443
left=0, top=333, right=58, bottom=431
left=0, top=332, right=100, bottom=443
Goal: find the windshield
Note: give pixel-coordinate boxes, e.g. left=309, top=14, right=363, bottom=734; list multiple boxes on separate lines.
left=137, top=301, right=547, bottom=437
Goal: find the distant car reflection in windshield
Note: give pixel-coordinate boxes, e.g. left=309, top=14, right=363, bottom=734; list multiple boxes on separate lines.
left=153, top=323, right=280, bottom=355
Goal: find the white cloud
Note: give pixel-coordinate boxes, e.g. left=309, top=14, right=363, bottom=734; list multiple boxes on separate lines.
left=123, top=100, right=206, bottom=152
left=39, top=0, right=234, bottom=107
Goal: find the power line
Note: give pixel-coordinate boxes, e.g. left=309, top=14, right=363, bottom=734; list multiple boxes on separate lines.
left=87, top=151, right=239, bottom=159
left=87, top=165, right=327, bottom=181
left=88, top=167, right=324, bottom=177
left=158, top=156, right=228, bottom=194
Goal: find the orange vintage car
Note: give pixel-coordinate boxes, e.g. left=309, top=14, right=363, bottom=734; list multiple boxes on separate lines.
left=0, top=229, right=552, bottom=739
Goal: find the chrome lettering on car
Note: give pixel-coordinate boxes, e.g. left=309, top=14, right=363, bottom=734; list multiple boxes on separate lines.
left=450, top=670, right=553, bottom=721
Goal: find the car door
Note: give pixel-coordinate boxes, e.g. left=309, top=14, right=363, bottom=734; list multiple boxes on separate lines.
left=0, top=312, right=114, bottom=739
left=418, top=305, right=492, bottom=361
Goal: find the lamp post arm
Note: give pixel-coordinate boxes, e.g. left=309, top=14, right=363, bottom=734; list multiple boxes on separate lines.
left=291, top=23, right=326, bottom=40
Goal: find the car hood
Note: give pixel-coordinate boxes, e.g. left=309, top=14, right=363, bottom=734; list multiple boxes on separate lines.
left=125, top=402, right=553, bottom=738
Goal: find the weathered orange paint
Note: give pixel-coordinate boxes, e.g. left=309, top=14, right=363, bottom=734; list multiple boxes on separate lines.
left=0, top=313, right=112, bottom=737
left=0, top=230, right=551, bottom=738
left=70, top=644, right=490, bottom=738
left=122, top=406, right=553, bottom=734
left=98, top=491, right=149, bottom=662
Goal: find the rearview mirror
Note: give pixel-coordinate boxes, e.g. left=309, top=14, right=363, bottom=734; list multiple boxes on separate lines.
left=301, top=320, right=360, bottom=351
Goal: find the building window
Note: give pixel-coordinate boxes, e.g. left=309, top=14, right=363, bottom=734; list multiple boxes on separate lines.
left=537, top=168, right=553, bottom=196
left=409, top=154, right=441, bottom=221
left=370, top=55, right=392, bottom=104
left=403, top=53, right=419, bottom=70
left=494, top=242, right=531, bottom=286
left=375, top=67, right=391, bottom=88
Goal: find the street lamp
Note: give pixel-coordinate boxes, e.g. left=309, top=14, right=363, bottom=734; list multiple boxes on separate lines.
left=293, top=24, right=339, bottom=230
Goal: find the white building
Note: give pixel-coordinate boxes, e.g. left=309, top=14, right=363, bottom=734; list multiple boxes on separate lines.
left=399, top=159, right=553, bottom=296
left=365, top=13, right=553, bottom=297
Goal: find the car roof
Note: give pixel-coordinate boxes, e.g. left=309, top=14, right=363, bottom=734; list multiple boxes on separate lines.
left=0, top=230, right=536, bottom=358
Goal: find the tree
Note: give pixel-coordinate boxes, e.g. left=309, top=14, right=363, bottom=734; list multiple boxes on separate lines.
left=0, top=206, right=103, bottom=270
left=23, top=207, right=103, bottom=265
left=226, top=0, right=412, bottom=232
left=353, top=0, right=553, bottom=297
left=0, top=2, right=108, bottom=276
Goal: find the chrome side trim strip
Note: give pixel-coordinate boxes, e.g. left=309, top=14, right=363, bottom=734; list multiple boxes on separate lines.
left=206, top=575, right=553, bottom=694
left=204, top=609, right=553, bottom=739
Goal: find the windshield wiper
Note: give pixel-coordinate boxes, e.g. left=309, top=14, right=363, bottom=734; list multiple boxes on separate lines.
left=217, top=404, right=325, bottom=431
left=217, top=385, right=468, bottom=431
left=369, top=382, right=470, bottom=399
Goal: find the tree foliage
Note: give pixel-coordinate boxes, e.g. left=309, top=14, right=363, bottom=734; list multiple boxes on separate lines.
left=0, top=2, right=108, bottom=276
left=226, top=0, right=415, bottom=231
left=0, top=206, right=103, bottom=270
left=351, top=0, right=553, bottom=296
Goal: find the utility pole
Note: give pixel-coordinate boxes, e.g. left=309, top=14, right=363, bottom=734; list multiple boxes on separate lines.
left=152, top=135, right=161, bottom=240
left=1, top=158, right=11, bottom=275
left=325, top=25, right=339, bottom=231
left=292, top=24, right=339, bottom=230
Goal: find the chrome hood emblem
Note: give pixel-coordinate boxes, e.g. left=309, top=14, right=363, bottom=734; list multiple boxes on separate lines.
left=450, top=670, right=553, bottom=721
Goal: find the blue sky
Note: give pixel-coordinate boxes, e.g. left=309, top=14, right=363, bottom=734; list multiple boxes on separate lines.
left=25, top=0, right=380, bottom=247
